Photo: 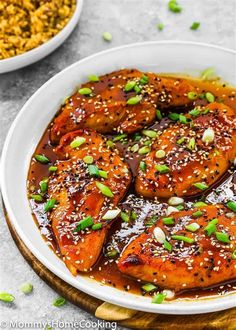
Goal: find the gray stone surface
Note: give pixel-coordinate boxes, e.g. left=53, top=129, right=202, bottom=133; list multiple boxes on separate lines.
left=0, top=0, right=236, bottom=329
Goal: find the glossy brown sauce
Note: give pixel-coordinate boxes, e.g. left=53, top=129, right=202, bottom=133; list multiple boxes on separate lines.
left=28, top=75, right=236, bottom=301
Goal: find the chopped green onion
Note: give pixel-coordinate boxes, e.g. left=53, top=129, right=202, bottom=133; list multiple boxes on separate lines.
left=49, top=166, right=58, bottom=172
left=215, top=232, right=230, bottom=243
left=138, top=146, right=150, bottom=155
left=179, top=114, right=188, bottom=124
left=130, top=143, right=139, bottom=153
left=44, top=199, right=57, bottom=212
left=193, top=201, right=208, bottom=208
left=185, top=222, right=200, bottom=232
left=83, top=155, right=94, bottom=164
left=106, top=140, right=115, bottom=148
left=163, top=239, right=172, bottom=252
left=168, top=112, right=179, bottom=121
left=171, top=235, right=194, bottom=244
left=92, top=223, right=102, bottom=231
left=155, top=164, right=170, bottom=174
left=187, top=137, right=195, bottom=150
left=88, top=164, right=99, bottom=177
left=39, top=179, right=48, bottom=194
left=34, top=154, right=49, bottom=164
left=232, top=250, right=236, bottom=260
left=156, top=109, right=162, bottom=120
left=152, top=293, right=166, bottom=304
left=157, top=22, right=164, bottom=31
left=88, top=74, right=99, bottom=82
left=204, top=218, right=218, bottom=236
left=106, top=249, right=118, bottom=258
left=168, top=0, right=182, bottom=13
left=163, top=217, right=175, bottom=225
left=142, top=130, right=157, bottom=138
left=113, top=134, right=127, bottom=142
left=124, top=80, right=136, bottom=92
left=176, top=205, right=184, bottom=211
left=20, top=283, right=33, bottom=294
left=102, top=209, right=121, bottom=220
left=193, top=182, right=209, bottom=190
left=131, top=211, right=137, bottom=220
left=0, top=292, right=15, bottom=303
left=98, top=170, right=108, bottom=179
left=102, top=31, right=112, bottom=41
left=31, top=194, right=43, bottom=202
left=143, top=139, right=152, bottom=146
left=190, top=22, right=200, bottom=30
left=145, top=215, right=158, bottom=227
left=53, top=297, right=66, bottom=307
left=121, top=211, right=130, bottom=222
left=202, top=108, right=210, bottom=114
left=96, top=181, right=114, bottom=198
left=205, top=92, right=215, bottom=103
left=140, top=161, right=147, bottom=171
left=177, top=137, right=185, bottom=145
left=134, top=85, right=141, bottom=94
left=192, top=210, right=203, bottom=218
left=142, top=283, right=157, bottom=292
left=78, top=87, right=92, bottom=95
left=155, top=150, right=166, bottom=159
left=189, top=108, right=200, bottom=117
left=226, top=201, right=236, bottom=213
left=74, top=216, right=94, bottom=232
left=201, top=67, right=216, bottom=81
left=127, top=95, right=142, bottom=105
left=202, top=128, right=215, bottom=144
left=70, top=137, right=86, bottom=148
left=187, top=92, right=198, bottom=100
left=140, top=74, right=149, bottom=85
left=134, top=133, right=142, bottom=141
left=168, top=196, right=184, bottom=206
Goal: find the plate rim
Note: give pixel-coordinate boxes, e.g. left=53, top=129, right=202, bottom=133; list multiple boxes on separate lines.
left=1, top=40, right=236, bottom=315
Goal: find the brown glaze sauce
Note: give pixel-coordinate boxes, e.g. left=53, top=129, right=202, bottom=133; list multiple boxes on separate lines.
left=27, top=75, right=236, bottom=301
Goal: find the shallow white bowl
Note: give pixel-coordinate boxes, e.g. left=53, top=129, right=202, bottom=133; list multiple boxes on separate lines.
left=1, top=41, right=236, bottom=314
left=0, top=0, right=83, bottom=74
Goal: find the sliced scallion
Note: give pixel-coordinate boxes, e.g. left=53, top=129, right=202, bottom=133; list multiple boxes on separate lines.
left=74, top=216, right=94, bottom=232
left=138, top=146, right=150, bottom=155
left=163, top=217, right=175, bottom=225
left=168, top=112, right=179, bottom=121
left=205, top=92, right=215, bottom=103
left=156, top=109, right=162, bottom=120
left=34, top=154, right=49, bottom=164
left=142, top=283, right=157, bottom=292
left=44, top=199, right=57, bottom=212
left=124, top=80, right=136, bottom=92
left=127, top=95, right=142, bottom=105
left=226, top=201, right=236, bottom=213
left=171, top=235, right=194, bottom=244
left=121, top=211, right=130, bottom=222
left=215, top=231, right=230, bottom=244
left=140, top=161, right=147, bottom=171
left=102, top=209, right=121, bottom=220
left=193, top=182, right=209, bottom=190
left=192, top=210, right=203, bottom=218
left=96, top=181, right=114, bottom=198
left=113, top=134, right=127, bottom=142
left=0, top=292, right=15, bottom=303
left=49, top=166, right=58, bottom=172
left=31, top=194, right=43, bottom=202
left=187, top=92, right=198, bottom=100
left=70, top=137, right=86, bottom=148
left=155, top=164, right=170, bottom=174
left=88, top=74, right=99, bottom=82
left=152, top=293, right=166, bottom=304
left=204, top=218, right=218, bottom=236
left=88, top=164, right=99, bottom=177
left=185, top=222, right=200, bottom=232
left=190, top=22, right=200, bottom=30
left=189, top=108, right=200, bottom=117
left=163, top=239, right=172, bottom=252
left=83, top=155, right=94, bottom=164
left=92, top=223, right=102, bottom=231
left=78, top=88, right=92, bottom=95
left=142, top=130, right=157, bottom=138
left=193, top=201, right=208, bottom=208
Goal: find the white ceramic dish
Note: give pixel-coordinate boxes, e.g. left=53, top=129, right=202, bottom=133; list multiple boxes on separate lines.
left=0, top=0, right=83, bottom=74
left=1, top=41, right=236, bottom=314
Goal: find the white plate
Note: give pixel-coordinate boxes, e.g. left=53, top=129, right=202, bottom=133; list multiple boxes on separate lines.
left=0, top=0, right=83, bottom=74
left=1, top=41, right=236, bottom=315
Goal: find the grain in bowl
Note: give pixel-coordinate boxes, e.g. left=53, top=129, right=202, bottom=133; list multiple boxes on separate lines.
left=0, top=0, right=76, bottom=60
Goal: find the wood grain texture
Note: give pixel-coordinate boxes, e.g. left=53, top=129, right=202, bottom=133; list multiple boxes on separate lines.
left=4, top=213, right=236, bottom=330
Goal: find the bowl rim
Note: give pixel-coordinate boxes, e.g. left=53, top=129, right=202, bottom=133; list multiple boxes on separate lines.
left=1, top=40, right=236, bottom=315
left=0, top=0, right=84, bottom=72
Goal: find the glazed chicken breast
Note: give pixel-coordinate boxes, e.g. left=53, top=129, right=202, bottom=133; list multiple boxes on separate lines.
left=47, top=129, right=131, bottom=275
left=135, top=102, right=236, bottom=198
left=50, top=69, right=196, bottom=144
left=118, top=204, right=236, bottom=291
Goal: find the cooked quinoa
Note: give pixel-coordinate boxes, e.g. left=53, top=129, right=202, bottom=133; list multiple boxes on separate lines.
left=0, top=0, right=76, bottom=60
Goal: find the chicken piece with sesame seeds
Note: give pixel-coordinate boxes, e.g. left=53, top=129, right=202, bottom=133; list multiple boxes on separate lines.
left=48, top=129, right=131, bottom=275
left=118, top=204, right=236, bottom=291
left=50, top=69, right=196, bottom=144
left=135, top=102, right=236, bottom=198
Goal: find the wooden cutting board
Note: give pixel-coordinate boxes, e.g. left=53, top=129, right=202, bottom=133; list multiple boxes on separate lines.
left=5, top=213, right=236, bottom=330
